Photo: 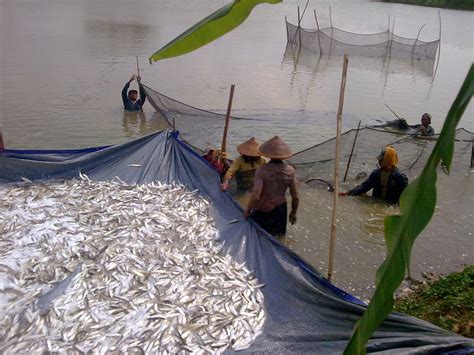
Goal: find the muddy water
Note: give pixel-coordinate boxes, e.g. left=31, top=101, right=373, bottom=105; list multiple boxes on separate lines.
left=0, top=0, right=473, bottom=299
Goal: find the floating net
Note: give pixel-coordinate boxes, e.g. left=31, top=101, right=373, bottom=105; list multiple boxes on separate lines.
left=289, top=127, right=473, bottom=186
left=286, top=21, right=440, bottom=61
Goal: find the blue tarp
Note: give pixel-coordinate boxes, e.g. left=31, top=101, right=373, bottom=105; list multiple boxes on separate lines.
left=1, top=130, right=472, bottom=353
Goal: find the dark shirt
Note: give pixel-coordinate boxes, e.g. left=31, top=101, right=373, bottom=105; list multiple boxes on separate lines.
left=122, top=82, right=146, bottom=111
left=348, top=167, right=408, bottom=204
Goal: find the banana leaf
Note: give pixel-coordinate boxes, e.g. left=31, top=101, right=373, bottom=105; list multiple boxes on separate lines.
left=345, top=64, right=474, bottom=354
left=149, top=0, right=281, bottom=63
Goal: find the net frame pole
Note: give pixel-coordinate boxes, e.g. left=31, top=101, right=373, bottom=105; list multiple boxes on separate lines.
left=471, top=139, right=473, bottom=169
left=328, top=54, right=349, bottom=283
left=385, top=15, right=391, bottom=56
left=297, top=6, right=302, bottom=46
left=328, top=6, right=334, bottom=56
left=285, top=15, right=289, bottom=42
left=0, top=130, right=5, bottom=152
left=220, top=84, right=235, bottom=165
left=136, top=56, right=143, bottom=113
left=434, top=11, right=442, bottom=76
left=314, top=9, right=323, bottom=54
left=412, top=24, right=426, bottom=59
left=343, top=120, right=361, bottom=182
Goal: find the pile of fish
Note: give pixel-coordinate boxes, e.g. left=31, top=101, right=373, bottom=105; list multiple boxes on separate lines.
left=0, top=176, right=265, bottom=353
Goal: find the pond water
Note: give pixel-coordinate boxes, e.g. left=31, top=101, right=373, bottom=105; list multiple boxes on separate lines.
left=0, top=0, right=472, bottom=299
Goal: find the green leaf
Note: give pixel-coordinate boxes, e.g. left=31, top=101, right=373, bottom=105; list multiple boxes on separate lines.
left=344, top=64, right=473, bottom=355
left=149, top=0, right=281, bottom=63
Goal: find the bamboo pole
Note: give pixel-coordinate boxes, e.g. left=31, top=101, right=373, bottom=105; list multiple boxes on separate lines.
left=297, top=6, right=302, bottom=46
left=470, top=140, right=473, bottom=169
left=220, top=84, right=235, bottom=165
left=328, top=5, right=334, bottom=56
left=343, top=120, right=361, bottom=182
left=136, top=56, right=143, bottom=113
left=314, top=9, right=322, bottom=54
left=434, top=11, right=442, bottom=76
left=328, top=54, right=349, bottom=283
left=0, top=130, right=5, bottom=152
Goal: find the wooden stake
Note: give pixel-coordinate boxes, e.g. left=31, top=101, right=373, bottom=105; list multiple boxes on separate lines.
left=343, top=120, right=361, bottom=182
left=0, top=130, right=4, bottom=152
left=328, top=54, right=349, bottom=282
left=136, top=56, right=143, bottom=113
left=220, top=84, right=235, bottom=165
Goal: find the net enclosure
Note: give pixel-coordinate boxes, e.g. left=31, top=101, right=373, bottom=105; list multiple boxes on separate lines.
left=290, top=126, right=473, bottom=187
left=286, top=19, right=440, bottom=61
left=143, top=84, right=473, bottom=186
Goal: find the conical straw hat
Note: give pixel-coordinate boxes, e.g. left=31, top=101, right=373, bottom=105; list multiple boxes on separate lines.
left=257, top=136, right=293, bottom=160
left=237, top=137, right=261, bottom=157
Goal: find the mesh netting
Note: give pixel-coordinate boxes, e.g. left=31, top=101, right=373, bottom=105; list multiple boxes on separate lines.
left=286, top=22, right=440, bottom=60
left=143, top=84, right=258, bottom=153
left=143, top=85, right=473, bottom=183
left=289, top=127, right=473, bottom=184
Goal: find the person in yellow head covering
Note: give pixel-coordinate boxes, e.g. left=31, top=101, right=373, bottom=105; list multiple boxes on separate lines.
left=340, top=145, right=408, bottom=204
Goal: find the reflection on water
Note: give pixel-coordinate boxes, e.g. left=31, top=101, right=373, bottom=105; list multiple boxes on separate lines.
left=121, top=111, right=169, bottom=138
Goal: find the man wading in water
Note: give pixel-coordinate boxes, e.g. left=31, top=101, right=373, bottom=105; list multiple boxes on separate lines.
left=244, top=136, right=299, bottom=237
left=122, top=74, right=146, bottom=112
left=340, top=145, right=408, bottom=204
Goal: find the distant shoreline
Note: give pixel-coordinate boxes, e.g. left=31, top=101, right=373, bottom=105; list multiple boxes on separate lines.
left=380, top=0, right=474, bottom=10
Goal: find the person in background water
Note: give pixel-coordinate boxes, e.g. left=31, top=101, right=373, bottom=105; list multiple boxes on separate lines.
left=122, top=74, right=146, bottom=112
left=416, top=113, right=435, bottom=136
left=244, top=136, right=299, bottom=237
left=202, top=148, right=230, bottom=180
left=339, top=145, right=408, bottom=204
left=221, top=138, right=267, bottom=192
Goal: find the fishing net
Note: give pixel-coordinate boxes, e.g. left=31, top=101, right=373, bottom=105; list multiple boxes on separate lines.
left=142, top=84, right=257, bottom=153
left=283, top=42, right=436, bottom=78
left=143, top=85, right=472, bottom=184
left=286, top=21, right=440, bottom=60
left=289, top=127, right=473, bottom=186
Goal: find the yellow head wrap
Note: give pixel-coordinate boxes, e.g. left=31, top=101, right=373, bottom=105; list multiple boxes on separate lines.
left=381, top=145, right=398, bottom=170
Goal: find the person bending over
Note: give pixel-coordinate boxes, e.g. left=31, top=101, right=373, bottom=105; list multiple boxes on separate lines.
left=340, top=145, right=408, bottom=204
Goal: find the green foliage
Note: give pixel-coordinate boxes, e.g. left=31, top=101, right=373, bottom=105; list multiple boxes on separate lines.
left=395, top=266, right=474, bottom=338
left=344, top=64, right=474, bottom=354
left=149, top=0, right=281, bottom=63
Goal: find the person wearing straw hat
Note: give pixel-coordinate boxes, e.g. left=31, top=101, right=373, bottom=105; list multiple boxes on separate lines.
left=244, top=136, right=299, bottom=237
left=221, top=138, right=267, bottom=192
left=340, top=145, right=408, bottom=204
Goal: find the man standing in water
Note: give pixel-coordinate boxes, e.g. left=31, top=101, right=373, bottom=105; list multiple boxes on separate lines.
left=122, top=74, right=146, bottom=112
left=340, top=145, right=408, bottom=204
left=244, top=136, right=299, bottom=237
left=416, top=113, right=435, bottom=136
